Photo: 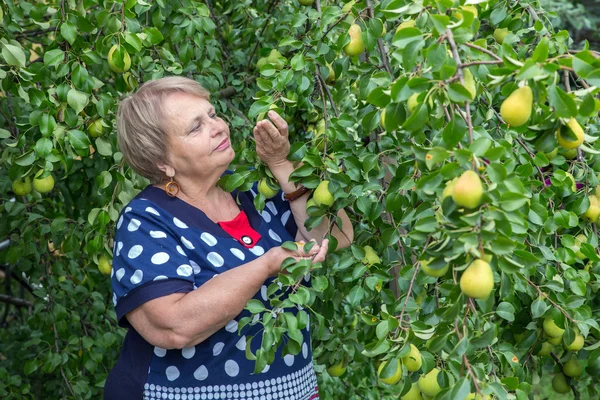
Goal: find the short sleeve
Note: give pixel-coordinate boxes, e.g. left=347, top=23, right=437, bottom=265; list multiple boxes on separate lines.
left=111, top=202, right=194, bottom=327
left=251, top=184, right=298, bottom=238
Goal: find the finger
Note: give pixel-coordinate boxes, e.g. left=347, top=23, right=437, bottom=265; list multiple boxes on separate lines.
left=253, top=126, right=265, bottom=147
left=256, top=121, right=276, bottom=145
left=260, top=118, right=282, bottom=143
left=268, top=110, right=289, bottom=138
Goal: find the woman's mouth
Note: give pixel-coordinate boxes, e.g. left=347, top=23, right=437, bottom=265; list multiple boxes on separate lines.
left=215, top=138, right=230, bottom=151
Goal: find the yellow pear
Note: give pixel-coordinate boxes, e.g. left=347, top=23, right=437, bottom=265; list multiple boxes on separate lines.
left=537, top=342, right=553, bottom=356
left=418, top=368, right=442, bottom=397
left=465, top=394, right=491, bottom=400
left=12, top=177, right=32, bottom=196
left=407, top=93, right=420, bottom=113
left=442, top=177, right=458, bottom=200
left=108, top=44, right=131, bottom=73
left=420, top=259, right=449, bottom=277
left=401, top=382, right=423, bottom=400
left=500, top=86, right=533, bottom=127
left=344, top=24, right=365, bottom=57
left=258, top=178, right=279, bottom=199
left=363, top=245, right=381, bottom=266
left=327, top=361, right=346, bottom=377
left=314, top=180, right=334, bottom=207
left=453, top=5, right=478, bottom=20
left=378, top=359, right=402, bottom=385
left=460, top=259, right=494, bottom=299
left=563, top=356, right=582, bottom=377
left=463, top=69, right=476, bottom=99
left=402, top=344, right=422, bottom=372
left=396, top=20, right=416, bottom=33
left=33, top=171, right=55, bottom=193
left=584, top=195, right=600, bottom=222
left=98, top=256, right=112, bottom=275
left=557, top=118, right=585, bottom=149
left=451, top=170, right=483, bottom=209
left=326, top=63, right=336, bottom=83
left=547, top=334, right=563, bottom=345
left=494, top=28, right=509, bottom=44
left=380, top=108, right=386, bottom=130
left=313, top=119, right=326, bottom=151
left=552, top=373, right=571, bottom=394
left=565, top=333, right=584, bottom=351
left=543, top=317, right=565, bottom=338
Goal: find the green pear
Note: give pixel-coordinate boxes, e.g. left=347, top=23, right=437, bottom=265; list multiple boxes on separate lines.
left=380, top=108, right=386, bottom=130
left=460, top=259, right=494, bottom=299
left=258, top=178, right=279, bottom=199
left=396, top=20, right=416, bottom=33
left=494, top=28, right=509, bottom=44
left=256, top=57, right=268, bottom=70
left=306, top=198, right=320, bottom=217
left=563, top=356, right=582, bottom=377
left=401, top=382, right=423, bottom=400
left=314, top=180, right=334, bottom=207
left=378, top=359, right=402, bottom=385
left=463, top=68, right=476, bottom=99
left=537, top=342, right=553, bottom=356
left=565, top=333, right=584, bottom=351
left=552, top=373, right=571, bottom=394
left=557, top=118, right=585, bottom=149
left=327, top=361, right=346, bottom=377
left=500, top=86, right=533, bottom=127
left=313, top=119, right=326, bottom=151
left=408, top=93, right=420, bottom=113
left=12, top=177, right=32, bottom=196
left=465, top=394, right=491, bottom=400
left=547, top=334, right=563, bottom=345
left=418, top=368, right=441, bottom=397
left=442, top=177, right=458, bottom=200
left=451, top=170, right=483, bottom=209
left=326, top=63, right=336, bottom=83
left=33, top=171, right=55, bottom=194
left=298, top=0, right=314, bottom=5
left=420, top=259, right=449, bottom=277
left=543, top=317, right=565, bottom=338
left=344, top=24, right=365, bottom=57
left=267, top=49, right=286, bottom=70
left=402, top=344, right=422, bottom=372
left=584, top=195, right=600, bottom=222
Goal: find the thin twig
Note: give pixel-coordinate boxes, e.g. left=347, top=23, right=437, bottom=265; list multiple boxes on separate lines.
left=225, top=100, right=251, bottom=125
left=205, top=0, right=231, bottom=58
left=521, top=274, right=577, bottom=323
left=515, top=137, right=545, bottom=183
left=316, top=72, right=339, bottom=118
left=0, top=294, right=33, bottom=308
left=248, top=0, right=280, bottom=66
left=315, top=71, right=329, bottom=159
left=464, top=42, right=503, bottom=62
left=5, top=92, right=19, bottom=136
left=53, top=320, right=76, bottom=397
left=364, top=0, right=393, bottom=77
left=446, top=28, right=473, bottom=143
left=526, top=4, right=539, bottom=22
left=459, top=60, right=504, bottom=68
left=564, top=70, right=572, bottom=93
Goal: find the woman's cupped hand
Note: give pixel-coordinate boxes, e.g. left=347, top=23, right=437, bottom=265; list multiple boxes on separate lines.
left=265, top=239, right=329, bottom=277
left=254, top=110, right=290, bottom=167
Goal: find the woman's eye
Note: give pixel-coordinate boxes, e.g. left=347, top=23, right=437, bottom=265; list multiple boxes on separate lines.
left=210, top=113, right=217, bottom=119
left=191, top=125, right=200, bottom=132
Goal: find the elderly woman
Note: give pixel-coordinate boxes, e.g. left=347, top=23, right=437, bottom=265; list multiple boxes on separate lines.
left=104, top=76, right=354, bottom=400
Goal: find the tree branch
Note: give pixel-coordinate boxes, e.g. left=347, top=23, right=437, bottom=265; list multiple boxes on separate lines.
left=521, top=274, right=578, bottom=323
left=225, top=100, right=251, bottom=125
left=0, top=294, right=33, bottom=308
left=459, top=60, right=504, bottom=68
left=316, top=72, right=339, bottom=118
left=205, top=0, right=231, bottom=58
left=446, top=28, right=473, bottom=143
left=248, top=0, right=280, bottom=66
left=364, top=0, right=393, bottom=77
left=464, top=42, right=503, bottom=62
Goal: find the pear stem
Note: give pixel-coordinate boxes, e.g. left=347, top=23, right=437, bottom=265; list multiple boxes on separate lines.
left=446, top=29, right=474, bottom=145
left=364, top=0, right=393, bottom=77
left=520, top=273, right=578, bottom=323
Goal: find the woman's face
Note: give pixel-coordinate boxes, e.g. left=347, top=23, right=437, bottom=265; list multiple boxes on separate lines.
left=162, top=92, right=234, bottom=181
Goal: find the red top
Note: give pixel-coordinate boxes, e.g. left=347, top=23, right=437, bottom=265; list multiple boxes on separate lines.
left=218, top=211, right=262, bottom=249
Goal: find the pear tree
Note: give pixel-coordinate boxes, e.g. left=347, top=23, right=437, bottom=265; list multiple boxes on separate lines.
left=2, top=1, right=600, bottom=399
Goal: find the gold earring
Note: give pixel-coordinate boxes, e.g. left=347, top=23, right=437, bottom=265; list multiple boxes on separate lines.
left=165, top=176, right=180, bottom=197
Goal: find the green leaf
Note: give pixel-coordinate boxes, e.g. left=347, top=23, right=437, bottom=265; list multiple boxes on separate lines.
left=44, top=49, right=64, bottom=67
left=442, top=116, right=466, bottom=148
left=67, top=89, right=89, bottom=115
left=67, top=129, right=91, bottom=151
left=35, top=138, right=53, bottom=158
left=531, top=297, right=549, bottom=319
left=312, top=276, right=328, bottom=292
left=367, top=87, right=390, bottom=107
left=60, top=22, right=77, bottom=45
left=585, top=69, right=600, bottom=87
left=2, top=44, right=26, bottom=67
left=144, top=27, right=164, bottom=44
left=15, top=151, right=36, bottom=166
left=548, top=85, right=577, bottom=118
left=246, top=299, right=266, bottom=313
left=95, top=137, right=112, bottom=156
left=496, top=302, right=515, bottom=321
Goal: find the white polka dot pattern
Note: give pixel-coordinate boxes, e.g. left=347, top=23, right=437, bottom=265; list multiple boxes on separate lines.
left=128, top=245, right=143, bottom=259
left=154, top=346, right=166, bottom=357
left=260, top=210, right=271, bottom=223
left=268, top=229, right=281, bottom=242
left=115, top=268, right=125, bottom=282
left=224, top=320, right=238, bottom=333
left=165, top=365, right=180, bottom=381
left=130, top=269, right=143, bottom=284
left=235, top=335, right=246, bottom=351
left=181, top=236, right=195, bottom=249
left=116, top=242, right=123, bottom=256
left=145, top=207, right=160, bottom=216
left=260, top=285, right=268, bottom=301
left=143, top=363, right=318, bottom=400
left=176, top=245, right=187, bottom=256
left=230, top=248, right=245, bottom=260
left=284, top=354, right=295, bottom=367
left=177, top=264, right=193, bottom=277
left=116, top=215, right=123, bottom=229
left=151, top=252, right=170, bottom=265
left=127, top=219, right=141, bottom=232
left=150, top=230, right=167, bottom=239
left=302, top=342, right=308, bottom=359
left=212, top=342, right=224, bottom=356
left=200, top=232, right=217, bottom=246
left=153, top=275, right=168, bottom=281
left=182, top=347, right=195, bottom=359
left=281, top=210, right=291, bottom=226
left=207, top=252, right=224, bottom=267
left=173, top=217, right=188, bottom=229
left=249, top=246, right=264, bottom=256
left=266, top=201, right=277, bottom=215
left=190, top=260, right=201, bottom=274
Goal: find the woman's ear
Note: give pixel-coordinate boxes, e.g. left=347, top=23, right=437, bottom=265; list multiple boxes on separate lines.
left=157, top=163, right=175, bottom=178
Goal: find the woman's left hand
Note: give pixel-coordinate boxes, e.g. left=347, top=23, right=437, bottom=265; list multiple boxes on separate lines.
left=254, top=110, right=290, bottom=166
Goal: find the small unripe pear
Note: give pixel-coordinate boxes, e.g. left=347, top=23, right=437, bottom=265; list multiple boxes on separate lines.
left=400, top=382, right=422, bottom=400
left=537, top=342, right=553, bottom=356
left=407, top=93, right=420, bottom=113
left=378, top=359, right=402, bottom=385
left=314, top=180, right=334, bottom=207
left=327, top=361, right=346, bottom=377
left=442, top=177, right=458, bottom=200
left=396, top=20, right=416, bottom=33
left=363, top=245, right=381, bottom=266
left=547, top=334, right=563, bottom=345
left=418, top=368, right=442, bottom=397
left=565, top=333, right=585, bottom=351
left=563, top=356, right=582, bottom=377
left=494, top=28, right=509, bottom=44
left=500, top=86, right=533, bottom=127
left=543, top=317, right=565, bottom=338
left=344, top=24, right=365, bottom=57
left=557, top=118, right=585, bottom=149
left=451, top=170, right=483, bottom=209
left=402, top=344, right=422, bottom=372
left=584, top=195, right=600, bottom=222
left=552, top=373, right=571, bottom=394
left=420, top=259, right=449, bottom=277
left=460, top=259, right=494, bottom=299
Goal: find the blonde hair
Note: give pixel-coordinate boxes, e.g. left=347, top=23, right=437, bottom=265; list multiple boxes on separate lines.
left=116, top=76, right=210, bottom=184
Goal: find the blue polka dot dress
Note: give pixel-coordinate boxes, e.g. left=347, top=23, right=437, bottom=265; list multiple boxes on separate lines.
left=104, top=184, right=319, bottom=400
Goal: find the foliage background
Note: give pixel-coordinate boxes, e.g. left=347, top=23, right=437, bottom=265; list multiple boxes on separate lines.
left=1, top=0, right=600, bottom=399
